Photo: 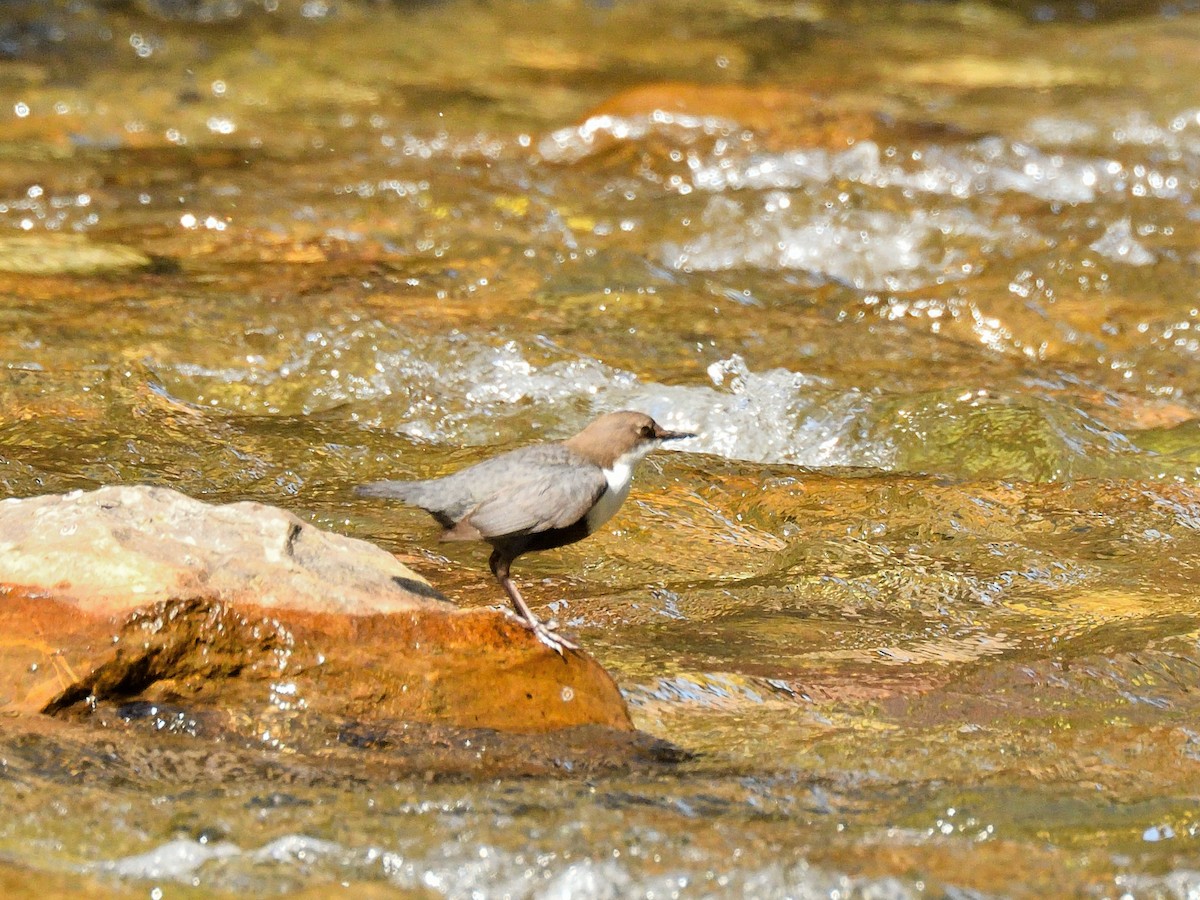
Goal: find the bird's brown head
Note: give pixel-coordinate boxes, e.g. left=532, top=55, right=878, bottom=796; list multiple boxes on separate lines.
left=564, top=410, right=695, bottom=469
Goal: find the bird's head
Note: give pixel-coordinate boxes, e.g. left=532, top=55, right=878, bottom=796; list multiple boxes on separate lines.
left=565, top=410, right=695, bottom=469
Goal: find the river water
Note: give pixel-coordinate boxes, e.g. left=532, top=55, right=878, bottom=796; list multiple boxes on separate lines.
left=2, top=0, right=1200, bottom=896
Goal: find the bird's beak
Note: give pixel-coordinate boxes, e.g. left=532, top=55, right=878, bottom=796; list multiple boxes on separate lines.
left=654, top=424, right=696, bottom=442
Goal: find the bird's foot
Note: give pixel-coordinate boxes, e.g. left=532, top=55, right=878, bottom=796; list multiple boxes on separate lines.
left=523, top=616, right=580, bottom=654
left=492, top=572, right=581, bottom=653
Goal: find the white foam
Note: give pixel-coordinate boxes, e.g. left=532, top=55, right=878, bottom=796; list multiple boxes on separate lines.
left=664, top=196, right=961, bottom=292
left=538, top=112, right=736, bottom=165
left=686, top=137, right=1113, bottom=204
left=104, top=837, right=240, bottom=880
left=252, top=834, right=344, bottom=862
left=99, top=833, right=348, bottom=885
left=1089, top=218, right=1156, bottom=266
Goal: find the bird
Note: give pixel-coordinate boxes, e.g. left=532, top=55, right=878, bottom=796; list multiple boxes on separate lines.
left=356, top=410, right=694, bottom=653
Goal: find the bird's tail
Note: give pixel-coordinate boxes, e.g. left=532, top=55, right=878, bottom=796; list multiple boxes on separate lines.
left=356, top=478, right=459, bottom=531
left=354, top=479, right=424, bottom=501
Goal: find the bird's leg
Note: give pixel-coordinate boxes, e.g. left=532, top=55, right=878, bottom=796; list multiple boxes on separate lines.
left=488, top=550, right=579, bottom=653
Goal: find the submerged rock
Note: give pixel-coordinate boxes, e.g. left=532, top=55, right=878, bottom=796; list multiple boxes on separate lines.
left=0, top=235, right=151, bottom=275
left=0, top=486, right=631, bottom=736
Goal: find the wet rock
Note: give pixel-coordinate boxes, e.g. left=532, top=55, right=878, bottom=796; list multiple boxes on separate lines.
left=0, top=486, right=632, bottom=735
left=893, top=55, right=1108, bottom=89
left=0, top=235, right=151, bottom=276
left=3, top=709, right=684, bottom=800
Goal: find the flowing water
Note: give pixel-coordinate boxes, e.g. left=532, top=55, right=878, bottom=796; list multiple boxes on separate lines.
left=2, top=0, right=1200, bottom=896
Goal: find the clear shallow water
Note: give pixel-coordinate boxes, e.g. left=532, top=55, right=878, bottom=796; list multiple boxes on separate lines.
left=3, top=0, right=1200, bottom=896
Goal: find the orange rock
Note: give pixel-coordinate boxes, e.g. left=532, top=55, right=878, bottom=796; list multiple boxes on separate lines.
left=0, top=487, right=631, bottom=734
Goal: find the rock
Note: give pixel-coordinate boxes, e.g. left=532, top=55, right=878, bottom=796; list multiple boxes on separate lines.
left=0, top=485, right=444, bottom=615
left=0, top=235, right=151, bottom=276
left=0, top=486, right=632, bottom=735
left=893, top=56, right=1108, bottom=89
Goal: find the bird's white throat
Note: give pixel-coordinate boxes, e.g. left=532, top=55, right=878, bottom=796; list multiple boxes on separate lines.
left=585, top=443, right=656, bottom=531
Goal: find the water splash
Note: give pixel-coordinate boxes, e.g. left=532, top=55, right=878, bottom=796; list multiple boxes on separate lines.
left=663, top=195, right=973, bottom=291
left=688, top=138, right=1111, bottom=204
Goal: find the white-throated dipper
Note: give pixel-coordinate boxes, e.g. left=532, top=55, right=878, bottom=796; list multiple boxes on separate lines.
left=356, top=410, right=694, bottom=653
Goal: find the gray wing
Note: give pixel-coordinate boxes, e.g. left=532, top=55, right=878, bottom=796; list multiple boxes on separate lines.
left=355, top=445, right=571, bottom=510
left=356, top=443, right=604, bottom=536
left=459, top=459, right=607, bottom=539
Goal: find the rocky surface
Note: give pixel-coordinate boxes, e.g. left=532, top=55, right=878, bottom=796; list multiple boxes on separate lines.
left=0, top=486, right=632, bottom=737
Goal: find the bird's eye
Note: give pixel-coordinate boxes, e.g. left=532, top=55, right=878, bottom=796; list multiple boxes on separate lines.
left=640, top=425, right=654, bottom=437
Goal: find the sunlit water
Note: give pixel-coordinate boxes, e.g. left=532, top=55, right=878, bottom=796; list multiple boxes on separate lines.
left=2, top=0, right=1200, bottom=896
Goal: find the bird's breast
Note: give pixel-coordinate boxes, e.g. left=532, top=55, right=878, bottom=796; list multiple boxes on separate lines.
left=584, top=460, right=634, bottom=532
